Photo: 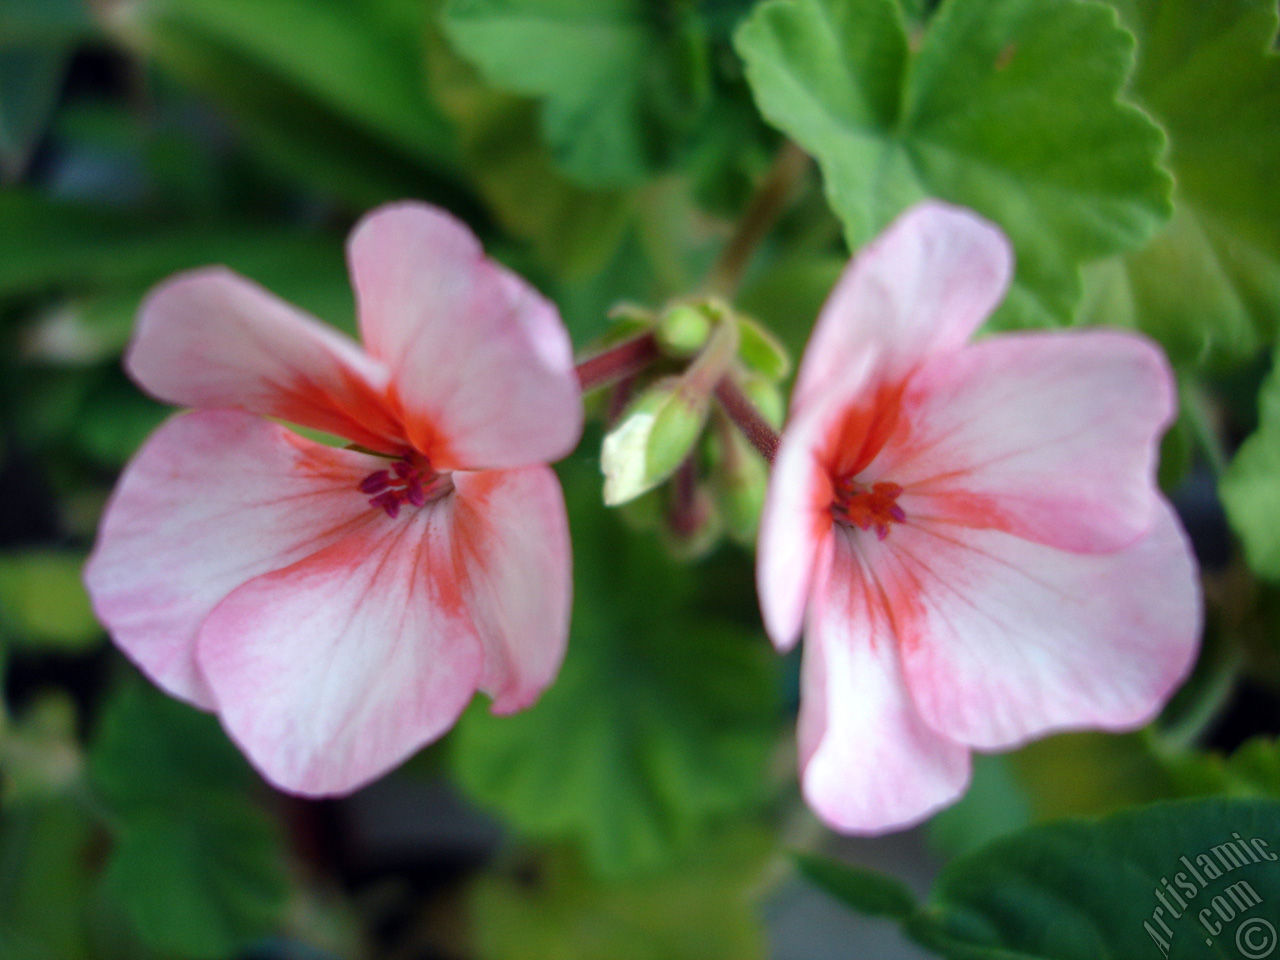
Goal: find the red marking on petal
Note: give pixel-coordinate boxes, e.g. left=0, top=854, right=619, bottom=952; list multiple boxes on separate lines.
left=820, top=380, right=907, bottom=480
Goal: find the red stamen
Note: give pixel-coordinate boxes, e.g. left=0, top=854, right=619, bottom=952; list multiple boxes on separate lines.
left=831, top=477, right=907, bottom=537
left=370, top=491, right=401, bottom=518
left=357, top=454, right=455, bottom=519
left=404, top=479, right=426, bottom=507
left=359, top=470, right=391, bottom=495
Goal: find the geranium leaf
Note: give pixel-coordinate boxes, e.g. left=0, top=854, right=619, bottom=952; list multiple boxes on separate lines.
left=1083, top=0, right=1280, bottom=366
left=452, top=455, right=781, bottom=876
left=735, top=0, right=1172, bottom=327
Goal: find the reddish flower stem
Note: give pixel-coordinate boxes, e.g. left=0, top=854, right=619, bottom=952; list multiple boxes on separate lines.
left=668, top=454, right=701, bottom=537
left=575, top=332, right=659, bottom=392
left=703, top=141, right=811, bottom=297
left=715, top=376, right=780, bottom=464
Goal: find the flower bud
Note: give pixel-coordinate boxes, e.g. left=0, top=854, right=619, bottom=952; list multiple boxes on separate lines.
left=714, top=429, right=769, bottom=544
left=736, top=315, right=791, bottom=381
left=740, top=374, right=786, bottom=429
left=656, top=304, right=712, bottom=357
left=600, top=380, right=708, bottom=505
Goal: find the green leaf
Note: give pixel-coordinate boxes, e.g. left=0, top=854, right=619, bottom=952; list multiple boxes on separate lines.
left=794, top=852, right=917, bottom=921
left=811, top=799, right=1280, bottom=959
left=0, top=192, right=353, bottom=330
left=103, top=17, right=454, bottom=206
left=0, top=550, right=100, bottom=651
left=0, top=798, right=94, bottom=960
left=443, top=0, right=712, bottom=187
left=103, top=801, right=288, bottom=960
left=471, top=831, right=771, bottom=960
left=0, top=47, right=71, bottom=181
left=0, top=0, right=96, bottom=43
left=424, top=8, right=634, bottom=278
left=912, top=798, right=1280, bottom=960
left=130, top=0, right=456, bottom=169
left=1163, top=737, right=1280, bottom=801
left=89, top=684, right=289, bottom=957
left=735, top=0, right=1172, bottom=327
left=1221, top=348, right=1280, bottom=578
left=1082, top=0, right=1280, bottom=366
left=89, top=683, right=253, bottom=814
left=452, top=455, right=781, bottom=876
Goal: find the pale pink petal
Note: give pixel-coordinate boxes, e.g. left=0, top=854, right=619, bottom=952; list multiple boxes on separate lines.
left=878, top=499, right=1201, bottom=750
left=128, top=268, right=404, bottom=452
left=450, top=467, right=571, bottom=713
left=193, top=480, right=524, bottom=796
left=84, top=411, right=383, bottom=709
left=756, top=408, right=836, bottom=652
left=865, top=330, right=1176, bottom=553
left=347, top=202, right=582, bottom=470
left=792, top=202, right=1012, bottom=414
left=758, top=351, right=878, bottom=650
left=799, top=533, right=971, bottom=834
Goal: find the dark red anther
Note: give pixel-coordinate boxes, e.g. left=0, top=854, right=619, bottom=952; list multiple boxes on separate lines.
left=369, top=490, right=402, bottom=518
left=359, top=470, right=391, bottom=495
left=357, top=452, right=453, bottom=519
left=404, top=479, right=426, bottom=507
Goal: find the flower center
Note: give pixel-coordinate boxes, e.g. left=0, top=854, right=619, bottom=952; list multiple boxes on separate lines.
left=358, top=454, right=453, bottom=519
left=831, top=478, right=906, bottom=540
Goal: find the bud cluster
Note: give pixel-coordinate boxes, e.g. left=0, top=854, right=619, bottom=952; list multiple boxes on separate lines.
left=588, top=298, right=790, bottom=557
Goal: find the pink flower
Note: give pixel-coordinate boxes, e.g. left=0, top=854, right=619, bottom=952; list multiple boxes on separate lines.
left=85, top=202, right=583, bottom=796
left=757, top=202, right=1201, bottom=834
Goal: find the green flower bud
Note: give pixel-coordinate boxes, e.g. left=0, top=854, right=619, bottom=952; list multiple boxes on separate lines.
left=715, top=430, right=769, bottom=545
left=736, top=315, right=791, bottom=381
left=645, top=390, right=710, bottom=487
left=656, top=304, right=712, bottom=357
left=741, top=374, right=786, bottom=429
left=600, top=381, right=708, bottom=505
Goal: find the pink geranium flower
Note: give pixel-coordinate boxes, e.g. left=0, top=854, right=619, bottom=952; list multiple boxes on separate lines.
left=85, top=202, right=583, bottom=796
left=757, top=202, right=1201, bottom=833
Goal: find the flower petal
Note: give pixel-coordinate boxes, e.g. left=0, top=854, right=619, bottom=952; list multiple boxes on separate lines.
left=867, top=330, right=1176, bottom=553
left=84, top=411, right=382, bottom=709
left=193, top=480, right=526, bottom=796
left=128, top=268, right=403, bottom=452
left=792, top=201, right=1012, bottom=414
left=757, top=350, right=878, bottom=650
left=450, top=467, right=572, bottom=714
left=884, top=499, right=1201, bottom=750
left=799, top=533, right=971, bottom=834
left=347, top=202, right=582, bottom=470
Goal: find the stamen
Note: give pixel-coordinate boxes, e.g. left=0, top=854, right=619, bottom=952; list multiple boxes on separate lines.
left=369, top=490, right=401, bottom=519
left=357, top=455, right=454, bottom=518
left=359, top=470, right=391, bottom=495
left=404, top=478, right=426, bottom=507
left=831, top=477, right=907, bottom=537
